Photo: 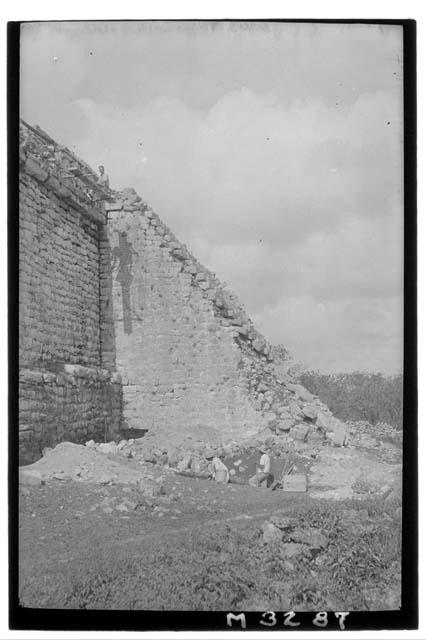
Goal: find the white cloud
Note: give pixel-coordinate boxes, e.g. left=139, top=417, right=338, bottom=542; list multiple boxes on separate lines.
left=68, top=88, right=403, bottom=373
left=73, top=87, right=402, bottom=242
left=253, top=294, right=403, bottom=374
left=19, top=23, right=403, bottom=373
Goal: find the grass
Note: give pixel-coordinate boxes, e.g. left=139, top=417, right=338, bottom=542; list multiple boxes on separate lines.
left=20, top=496, right=401, bottom=611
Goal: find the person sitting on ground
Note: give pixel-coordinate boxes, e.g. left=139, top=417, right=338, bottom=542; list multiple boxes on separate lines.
left=249, top=446, right=272, bottom=488
left=206, top=449, right=230, bottom=484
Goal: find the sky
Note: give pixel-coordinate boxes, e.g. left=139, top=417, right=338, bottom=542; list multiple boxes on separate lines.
left=20, top=21, right=404, bottom=374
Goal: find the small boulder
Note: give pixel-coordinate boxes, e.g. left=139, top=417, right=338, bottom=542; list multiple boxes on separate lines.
left=332, top=422, right=348, bottom=447
left=253, top=338, right=266, bottom=353
left=19, top=468, right=43, bottom=486
left=302, top=404, right=318, bottom=420
left=98, top=442, right=119, bottom=456
left=167, top=450, right=180, bottom=468
left=191, top=459, right=201, bottom=473
left=290, top=424, right=310, bottom=441
left=262, top=522, right=283, bottom=544
left=306, top=430, right=324, bottom=444
left=316, top=411, right=330, bottom=431
left=177, top=454, right=191, bottom=471
left=138, top=479, right=165, bottom=498
left=290, top=528, right=328, bottom=549
left=265, top=412, right=278, bottom=425
left=288, top=401, right=303, bottom=419
left=143, top=451, right=157, bottom=464
left=277, top=419, right=293, bottom=432
left=286, top=383, right=314, bottom=402
left=281, top=543, right=307, bottom=558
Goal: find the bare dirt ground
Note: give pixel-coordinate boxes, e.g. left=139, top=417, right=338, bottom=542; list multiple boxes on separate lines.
left=19, top=443, right=402, bottom=611
left=19, top=468, right=307, bottom=604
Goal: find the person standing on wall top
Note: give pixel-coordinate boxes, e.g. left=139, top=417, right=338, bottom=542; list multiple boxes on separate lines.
left=98, top=165, right=110, bottom=188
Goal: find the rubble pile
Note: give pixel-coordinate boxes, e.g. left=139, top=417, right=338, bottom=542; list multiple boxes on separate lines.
left=19, top=442, right=166, bottom=498
left=346, top=420, right=402, bottom=460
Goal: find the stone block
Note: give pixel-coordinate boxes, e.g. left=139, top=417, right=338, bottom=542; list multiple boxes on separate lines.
left=286, top=383, right=314, bottom=402
left=316, top=411, right=331, bottom=431
left=20, top=369, right=44, bottom=385
left=277, top=419, right=293, bottom=432
left=262, top=522, right=283, bottom=544
left=282, top=474, right=307, bottom=492
left=290, top=424, right=310, bottom=441
left=302, top=404, right=318, bottom=420
left=19, top=468, right=43, bottom=486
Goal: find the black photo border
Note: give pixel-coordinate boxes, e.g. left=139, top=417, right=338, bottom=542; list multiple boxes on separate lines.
left=7, top=17, right=418, bottom=632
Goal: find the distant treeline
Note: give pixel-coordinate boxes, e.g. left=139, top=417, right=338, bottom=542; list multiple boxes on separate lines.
left=296, top=371, right=403, bottom=430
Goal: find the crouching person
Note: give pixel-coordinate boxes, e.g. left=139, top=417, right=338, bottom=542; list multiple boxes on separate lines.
left=249, top=446, right=273, bottom=488
left=206, top=449, right=230, bottom=484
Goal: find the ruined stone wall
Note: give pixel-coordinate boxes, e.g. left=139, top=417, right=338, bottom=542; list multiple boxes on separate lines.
left=18, top=121, right=336, bottom=461
left=18, top=122, right=122, bottom=462
left=19, top=366, right=122, bottom=464
left=19, top=172, right=101, bottom=367
left=105, top=190, right=300, bottom=446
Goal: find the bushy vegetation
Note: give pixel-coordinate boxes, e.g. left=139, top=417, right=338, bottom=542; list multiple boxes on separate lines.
left=296, top=371, right=403, bottom=430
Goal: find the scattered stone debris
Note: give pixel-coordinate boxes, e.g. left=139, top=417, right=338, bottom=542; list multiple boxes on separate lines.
left=19, top=414, right=402, bottom=505
left=262, top=515, right=329, bottom=557
left=19, top=442, right=166, bottom=499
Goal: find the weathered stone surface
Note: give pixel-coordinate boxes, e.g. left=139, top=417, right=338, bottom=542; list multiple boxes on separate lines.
left=281, top=543, right=307, bottom=558
left=19, top=468, right=43, bottom=486
left=98, top=442, right=119, bottom=456
left=262, top=522, right=283, bottom=544
left=252, top=338, right=266, bottom=353
left=289, top=528, right=328, bottom=549
left=265, top=412, right=278, bottom=424
left=139, top=479, right=165, bottom=498
left=20, top=369, right=44, bottom=385
left=277, top=419, right=293, bottom=432
left=332, top=423, right=349, bottom=447
left=288, top=400, right=304, bottom=419
left=302, top=404, right=318, bottom=420
left=19, top=368, right=122, bottom=464
left=290, top=424, right=310, bottom=441
left=107, top=201, right=279, bottom=442
left=19, top=122, right=122, bottom=463
left=316, top=410, right=331, bottom=431
left=287, top=383, right=314, bottom=402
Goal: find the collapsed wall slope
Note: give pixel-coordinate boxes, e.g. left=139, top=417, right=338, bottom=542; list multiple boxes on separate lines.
left=106, top=189, right=334, bottom=451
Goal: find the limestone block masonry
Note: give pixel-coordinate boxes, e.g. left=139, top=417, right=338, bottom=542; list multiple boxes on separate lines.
left=106, top=189, right=298, bottom=443
left=18, top=121, right=122, bottom=463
